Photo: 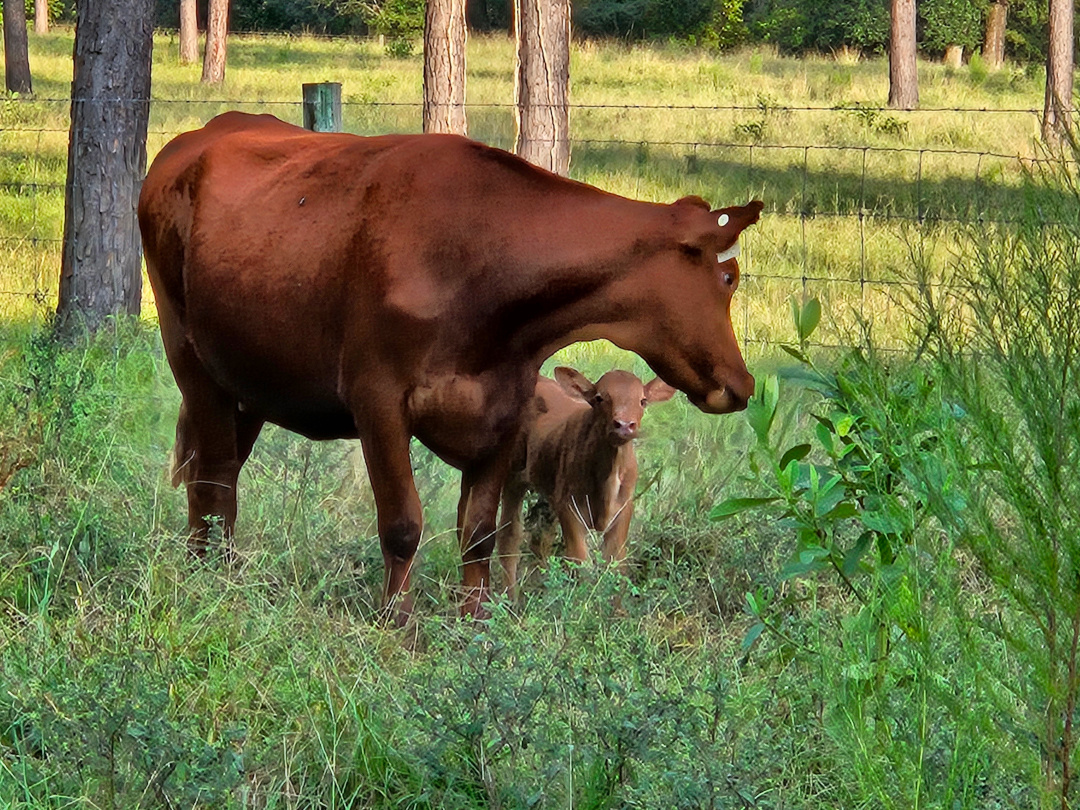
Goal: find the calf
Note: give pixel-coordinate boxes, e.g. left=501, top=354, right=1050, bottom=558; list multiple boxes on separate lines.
left=497, top=367, right=675, bottom=596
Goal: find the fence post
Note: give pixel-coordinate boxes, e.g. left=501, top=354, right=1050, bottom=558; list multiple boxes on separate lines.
left=302, top=82, right=342, bottom=132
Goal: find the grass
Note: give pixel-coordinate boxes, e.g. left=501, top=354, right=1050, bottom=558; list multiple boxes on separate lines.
left=0, top=27, right=1074, bottom=809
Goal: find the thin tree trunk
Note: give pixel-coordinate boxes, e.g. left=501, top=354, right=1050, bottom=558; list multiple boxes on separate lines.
left=180, top=0, right=199, bottom=64
left=1042, top=0, right=1073, bottom=142
left=3, top=0, right=33, bottom=94
left=56, top=0, right=154, bottom=334
left=983, top=0, right=1008, bottom=70
left=33, top=0, right=47, bottom=34
left=423, top=0, right=468, bottom=134
left=201, top=0, right=229, bottom=85
left=888, top=0, right=918, bottom=110
left=514, top=0, right=571, bottom=175
left=944, top=44, right=963, bottom=68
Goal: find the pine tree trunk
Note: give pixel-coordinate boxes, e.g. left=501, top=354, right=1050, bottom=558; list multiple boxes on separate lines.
left=33, top=0, right=47, bottom=34
left=944, top=45, right=963, bottom=68
left=423, top=0, right=468, bottom=134
left=180, top=0, right=199, bottom=65
left=201, top=0, right=229, bottom=85
left=514, top=0, right=571, bottom=175
left=983, top=0, right=1008, bottom=70
left=888, top=0, right=918, bottom=110
left=1043, top=0, right=1073, bottom=142
left=56, top=0, right=154, bottom=334
left=3, top=0, right=33, bottom=94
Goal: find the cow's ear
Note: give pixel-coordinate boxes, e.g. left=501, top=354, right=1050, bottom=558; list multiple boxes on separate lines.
left=714, top=200, right=764, bottom=241
left=643, top=377, right=677, bottom=405
left=554, top=366, right=598, bottom=403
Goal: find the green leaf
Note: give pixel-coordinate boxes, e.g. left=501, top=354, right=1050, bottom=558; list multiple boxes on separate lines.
left=780, top=343, right=810, bottom=364
left=814, top=482, right=847, bottom=518
left=842, top=532, right=873, bottom=576
left=779, top=443, right=812, bottom=470
left=745, top=591, right=759, bottom=613
left=834, top=413, right=856, bottom=437
left=745, top=374, right=780, bottom=444
left=798, top=297, right=822, bottom=342
left=709, top=496, right=780, bottom=520
left=742, top=622, right=766, bottom=651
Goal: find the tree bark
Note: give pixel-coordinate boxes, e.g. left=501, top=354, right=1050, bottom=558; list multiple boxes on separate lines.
left=3, top=0, right=33, bottom=94
left=33, top=0, right=47, bottom=34
left=57, top=0, right=154, bottom=334
left=180, top=0, right=199, bottom=65
left=423, top=0, right=468, bottom=134
left=888, top=0, right=918, bottom=110
left=1042, top=0, right=1073, bottom=142
left=983, top=0, right=1008, bottom=70
left=944, top=44, right=963, bottom=68
left=201, top=0, right=229, bottom=84
left=514, top=0, right=571, bottom=175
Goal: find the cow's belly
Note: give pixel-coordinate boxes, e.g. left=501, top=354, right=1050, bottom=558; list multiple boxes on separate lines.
left=408, top=370, right=533, bottom=469
left=186, top=317, right=356, bottom=439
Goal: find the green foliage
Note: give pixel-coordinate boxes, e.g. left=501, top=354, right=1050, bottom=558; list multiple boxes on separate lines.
left=744, top=0, right=889, bottom=54
left=919, top=0, right=984, bottom=54
left=910, top=138, right=1080, bottom=807
left=365, top=0, right=424, bottom=56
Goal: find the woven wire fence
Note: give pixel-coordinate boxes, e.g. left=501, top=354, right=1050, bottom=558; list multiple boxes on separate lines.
left=0, top=96, right=1051, bottom=352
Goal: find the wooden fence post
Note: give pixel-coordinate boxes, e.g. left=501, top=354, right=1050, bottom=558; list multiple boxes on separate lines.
left=302, top=82, right=342, bottom=132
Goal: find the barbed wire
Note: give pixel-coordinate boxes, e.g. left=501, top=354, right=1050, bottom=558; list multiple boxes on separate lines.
left=2, top=96, right=1046, bottom=115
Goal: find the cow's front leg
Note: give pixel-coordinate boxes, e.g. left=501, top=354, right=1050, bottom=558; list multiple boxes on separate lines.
left=360, top=420, right=423, bottom=627
left=458, top=449, right=514, bottom=619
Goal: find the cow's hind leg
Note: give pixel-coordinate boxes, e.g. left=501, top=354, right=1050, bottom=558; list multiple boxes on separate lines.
left=172, top=390, right=264, bottom=559
left=161, top=305, right=263, bottom=559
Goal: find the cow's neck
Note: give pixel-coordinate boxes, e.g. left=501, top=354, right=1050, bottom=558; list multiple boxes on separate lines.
left=505, top=207, right=668, bottom=366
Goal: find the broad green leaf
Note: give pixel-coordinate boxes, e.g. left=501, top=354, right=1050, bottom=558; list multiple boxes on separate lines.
left=842, top=532, right=873, bottom=576
left=741, top=622, right=766, bottom=651
left=780, top=344, right=809, bottom=364
left=798, top=297, right=822, bottom=342
left=709, top=496, right=779, bottom=520
left=834, top=413, right=856, bottom=437
left=779, top=443, right=812, bottom=471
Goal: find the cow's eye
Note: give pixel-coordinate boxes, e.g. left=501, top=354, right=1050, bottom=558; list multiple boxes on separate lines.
left=722, top=271, right=735, bottom=286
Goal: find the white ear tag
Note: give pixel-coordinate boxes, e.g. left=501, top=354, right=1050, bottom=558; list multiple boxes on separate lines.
left=716, top=242, right=740, bottom=264
left=717, top=214, right=729, bottom=227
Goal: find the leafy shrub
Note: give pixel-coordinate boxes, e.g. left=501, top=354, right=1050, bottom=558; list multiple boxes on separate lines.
left=744, top=0, right=888, bottom=55
left=919, top=0, right=983, bottom=55
left=911, top=140, right=1080, bottom=808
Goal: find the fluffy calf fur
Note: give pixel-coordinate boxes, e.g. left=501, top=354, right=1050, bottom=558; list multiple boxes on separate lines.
left=497, top=367, right=675, bottom=596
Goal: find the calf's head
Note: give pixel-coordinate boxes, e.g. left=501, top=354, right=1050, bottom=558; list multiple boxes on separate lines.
left=623, top=197, right=763, bottom=415
left=554, top=367, right=676, bottom=446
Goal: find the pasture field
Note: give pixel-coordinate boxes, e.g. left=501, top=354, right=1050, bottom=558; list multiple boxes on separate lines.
left=3, top=29, right=1079, bottom=808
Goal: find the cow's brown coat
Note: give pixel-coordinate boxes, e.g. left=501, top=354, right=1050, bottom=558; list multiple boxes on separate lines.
left=497, top=368, right=675, bottom=597
left=138, top=112, right=760, bottom=620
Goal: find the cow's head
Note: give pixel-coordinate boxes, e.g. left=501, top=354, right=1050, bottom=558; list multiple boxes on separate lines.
left=554, top=367, right=676, bottom=445
left=619, top=197, right=762, bottom=414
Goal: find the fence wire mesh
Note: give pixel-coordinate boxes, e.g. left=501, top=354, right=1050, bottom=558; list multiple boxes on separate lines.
left=0, top=95, right=1051, bottom=352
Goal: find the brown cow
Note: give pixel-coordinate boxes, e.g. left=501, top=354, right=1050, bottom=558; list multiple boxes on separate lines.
left=137, top=111, right=760, bottom=622
left=497, top=367, right=675, bottom=598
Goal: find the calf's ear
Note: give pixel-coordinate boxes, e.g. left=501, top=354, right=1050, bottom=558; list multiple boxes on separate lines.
left=643, top=378, right=677, bottom=405
left=554, top=366, right=598, bottom=403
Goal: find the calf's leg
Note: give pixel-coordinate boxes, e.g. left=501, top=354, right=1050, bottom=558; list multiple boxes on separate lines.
left=495, top=481, right=528, bottom=599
